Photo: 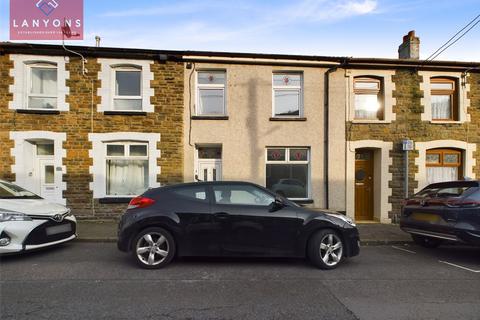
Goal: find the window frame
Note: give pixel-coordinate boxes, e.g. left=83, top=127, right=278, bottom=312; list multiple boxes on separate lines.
left=272, top=72, right=303, bottom=118
left=26, top=62, right=58, bottom=110
left=353, top=77, right=384, bottom=120
left=111, top=66, right=143, bottom=111
left=104, top=141, right=149, bottom=197
left=195, top=70, right=227, bottom=116
left=426, top=148, right=463, bottom=182
left=265, top=147, right=311, bottom=200
left=430, top=77, right=458, bottom=121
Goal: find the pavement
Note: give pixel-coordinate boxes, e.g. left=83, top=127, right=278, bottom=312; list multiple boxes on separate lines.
left=76, top=219, right=412, bottom=245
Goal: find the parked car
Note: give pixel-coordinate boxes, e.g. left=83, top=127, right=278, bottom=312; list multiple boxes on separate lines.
left=118, top=181, right=359, bottom=269
left=0, top=180, right=76, bottom=254
left=400, top=180, right=480, bottom=248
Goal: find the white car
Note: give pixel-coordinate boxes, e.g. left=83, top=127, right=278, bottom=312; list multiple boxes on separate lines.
left=0, top=180, right=76, bottom=254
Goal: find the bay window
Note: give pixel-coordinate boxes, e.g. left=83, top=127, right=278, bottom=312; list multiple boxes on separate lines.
left=196, top=71, right=226, bottom=116
left=28, top=63, right=58, bottom=109
left=105, top=142, right=149, bottom=196
left=266, top=147, right=310, bottom=199
left=272, top=73, right=303, bottom=117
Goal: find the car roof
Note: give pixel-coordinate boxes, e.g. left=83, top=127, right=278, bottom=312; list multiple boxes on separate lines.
left=161, top=181, right=262, bottom=189
left=423, top=180, right=480, bottom=189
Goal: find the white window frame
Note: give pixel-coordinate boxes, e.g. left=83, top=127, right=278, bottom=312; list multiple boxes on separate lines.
left=265, top=147, right=311, bottom=200
left=97, top=58, right=154, bottom=113
left=195, top=70, right=227, bottom=116
left=9, top=54, right=69, bottom=111
left=89, top=132, right=161, bottom=199
left=272, top=72, right=303, bottom=118
left=346, top=70, right=396, bottom=123
left=26, top=63, right=58, bottom=110
left=105, top=141, right=149, bottom=197
left=419, top=71, right=470, bottom=123
left=111, top=66, right=143, bottom=111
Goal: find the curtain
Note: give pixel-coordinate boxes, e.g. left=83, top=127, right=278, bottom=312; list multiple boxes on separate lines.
left=427, top=166, right=458, bottom=184
left=106, top=160, right=148, bottom=195
left=431, top=95, right=451, bottom=119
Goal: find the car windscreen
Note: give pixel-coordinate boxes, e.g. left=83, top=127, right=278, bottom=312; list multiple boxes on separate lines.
left=415, top=186, right=472, bottom=198
left=0, top=181, right=41, bottom=199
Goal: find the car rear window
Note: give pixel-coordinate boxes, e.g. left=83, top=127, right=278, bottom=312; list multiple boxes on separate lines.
left=415, top=186, right=472, bottom=198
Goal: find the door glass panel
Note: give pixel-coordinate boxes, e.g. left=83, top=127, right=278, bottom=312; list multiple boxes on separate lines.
left=37, top=144, right=54, bottom=156
left=204, top=169, right=208, bottom=181
left=44, top=165, right=54, bottom=184
left=213, top=168, right=216, bottom=181
left=355, top=169, right=366, bottom=181
left=213, top=185, right=274, bottom=206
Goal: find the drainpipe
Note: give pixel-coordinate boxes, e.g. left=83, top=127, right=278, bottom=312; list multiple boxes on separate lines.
left=324, top=59, right=348, bottom=210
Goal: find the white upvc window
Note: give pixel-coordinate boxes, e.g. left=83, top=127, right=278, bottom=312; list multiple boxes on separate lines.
left=105, top=141, right=149, bottom=197
left=97, top=59, right=154, bottom=113
left=196, top=71, right=226, bottom=116
left=265, top=147, right=310, bottom=200
left=112, top=67, right=142, bottom=111
left=272, top=73, right=303, bottom=117
left=26, top=63, right=58, bottom=110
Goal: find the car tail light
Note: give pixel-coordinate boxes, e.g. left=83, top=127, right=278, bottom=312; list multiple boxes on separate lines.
left=445, top=199, right=480, bottom=208
left=127, top=196, right=155, bottom=210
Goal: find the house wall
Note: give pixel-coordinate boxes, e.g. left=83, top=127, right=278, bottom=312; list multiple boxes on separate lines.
left=183, top=63, right=329, bottom=207
left=0, top=53, right=184, bottom=218
left=346, top=69, right=480, bottom=220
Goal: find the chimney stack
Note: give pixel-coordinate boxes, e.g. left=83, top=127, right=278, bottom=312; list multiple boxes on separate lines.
left=398, top=30, right=420, bottom=59
left=95, top=35, right=101, bottom=47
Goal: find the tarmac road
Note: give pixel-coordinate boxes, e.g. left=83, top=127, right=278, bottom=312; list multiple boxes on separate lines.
left=1, top=242, right=479, bottom=320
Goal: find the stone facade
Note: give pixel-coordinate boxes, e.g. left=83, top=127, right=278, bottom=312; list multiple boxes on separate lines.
left=0, top=50, right=184, bottom=218
left=348, top=69, right=480, bottom=220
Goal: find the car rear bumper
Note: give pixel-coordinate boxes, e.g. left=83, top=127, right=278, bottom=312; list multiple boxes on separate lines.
left=400, top=219, right=480, bottom=246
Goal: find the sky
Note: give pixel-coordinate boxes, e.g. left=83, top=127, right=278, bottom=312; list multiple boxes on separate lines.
left=1, top=0, right=479, bottom=61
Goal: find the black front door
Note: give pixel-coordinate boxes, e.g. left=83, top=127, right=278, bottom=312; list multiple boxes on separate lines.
left=211, top=183, right=301, bottom=256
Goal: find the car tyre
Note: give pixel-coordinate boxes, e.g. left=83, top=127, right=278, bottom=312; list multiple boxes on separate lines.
left=411, top=234, right=442, bottom=248
left=308, top=229, right=344, bottom=270
left=131, top=227, right=175, bottom=269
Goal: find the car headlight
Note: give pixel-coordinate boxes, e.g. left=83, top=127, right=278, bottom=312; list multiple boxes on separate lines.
left=0, top=209, right=33, bottom=222
left=328, top=213, right=356, bottom=227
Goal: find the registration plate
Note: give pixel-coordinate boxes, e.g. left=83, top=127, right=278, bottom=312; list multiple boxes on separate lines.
left=46, top=224, right=72, bottom=235
left=410, top=213, right=442, bottom=223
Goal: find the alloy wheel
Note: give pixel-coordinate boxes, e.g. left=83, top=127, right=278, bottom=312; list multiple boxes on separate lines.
left=319, top=233, right=343, bottom=267
left=135, top=232, right=170, bottom=266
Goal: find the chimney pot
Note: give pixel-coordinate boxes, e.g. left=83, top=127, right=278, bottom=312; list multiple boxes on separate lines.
left=398, top=30, right=420, bottom=60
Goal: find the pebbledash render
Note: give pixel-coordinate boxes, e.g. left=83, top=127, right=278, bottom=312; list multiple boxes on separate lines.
left=1, top=31, right=479, bottom=221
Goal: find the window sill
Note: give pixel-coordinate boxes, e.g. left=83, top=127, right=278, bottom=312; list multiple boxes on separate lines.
left=98, top=197, right=133, bottom=204
left=270, top=117, right=306, bottom=121
left=429, top=120, right=464, bottom=124
left=191, top=116, right=229, bottom=120
left=291, top=199, right=314, bottom=205
left=104, top=111, right=147, bottom=116
left=351, top=119, right=391, bottom=124
left=16, top=109, right=60, bottom=115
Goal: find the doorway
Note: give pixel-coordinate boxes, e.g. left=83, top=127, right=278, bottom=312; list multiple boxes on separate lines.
left=355, top=149, right=374, bottom=220
left=195, top=145, right=222, bottom=182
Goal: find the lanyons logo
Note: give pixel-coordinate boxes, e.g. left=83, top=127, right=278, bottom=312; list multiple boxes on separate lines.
left=36, top=0, right=59, bottom=16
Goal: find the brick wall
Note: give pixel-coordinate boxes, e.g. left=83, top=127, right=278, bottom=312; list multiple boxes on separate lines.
left=348, top=69, right=480, bottom=219
left=0, top=53, right=184, bottom=218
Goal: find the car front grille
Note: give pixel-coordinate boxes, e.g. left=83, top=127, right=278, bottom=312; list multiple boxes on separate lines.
left=23, top=220, right=76, bottom=246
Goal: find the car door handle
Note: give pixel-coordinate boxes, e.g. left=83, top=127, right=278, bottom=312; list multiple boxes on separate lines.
left=214, top=212, right=229, bottom=219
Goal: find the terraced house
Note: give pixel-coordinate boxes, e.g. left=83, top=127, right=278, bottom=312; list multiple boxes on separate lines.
left=1, top=31, right=479, bottom=221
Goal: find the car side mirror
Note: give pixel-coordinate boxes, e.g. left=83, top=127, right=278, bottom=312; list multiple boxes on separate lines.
left=269, top=196, right=286, bottom=212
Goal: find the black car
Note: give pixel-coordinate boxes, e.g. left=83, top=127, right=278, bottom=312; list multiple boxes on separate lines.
left=400, top=180, right=480, bottom=247
left=117, top=181, right=360, bottom=269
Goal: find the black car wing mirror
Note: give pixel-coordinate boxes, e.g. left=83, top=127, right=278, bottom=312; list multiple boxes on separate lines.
left=269, top=196, right=286, bottom=212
